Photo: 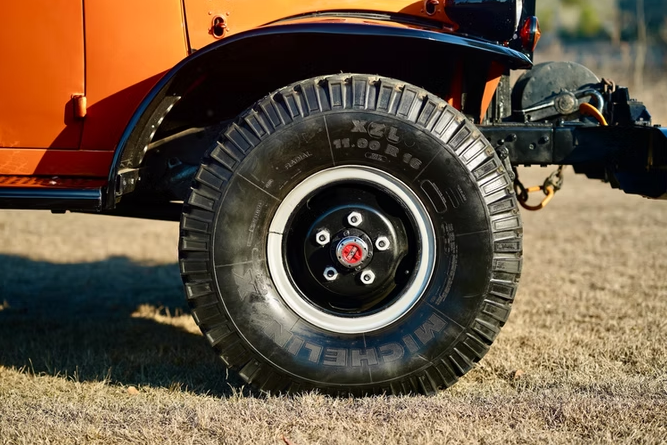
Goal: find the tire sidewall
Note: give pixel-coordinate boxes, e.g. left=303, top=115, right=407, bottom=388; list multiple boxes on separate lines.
left=210, top=110, right=495, bottom=388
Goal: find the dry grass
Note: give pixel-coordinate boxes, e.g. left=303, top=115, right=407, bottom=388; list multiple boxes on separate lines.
left=1, top=168, right=666, bottom=444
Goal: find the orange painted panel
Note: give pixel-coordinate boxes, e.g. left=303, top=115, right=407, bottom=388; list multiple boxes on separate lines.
left=0, top=149, right=114, bottom=177
left=81, top=0, right=188, bottom=151
left=0, top=176, right=107, bottom=189
left=183, top=0, right=451, bottom=51
left=0, top=1, right=84, bottom=149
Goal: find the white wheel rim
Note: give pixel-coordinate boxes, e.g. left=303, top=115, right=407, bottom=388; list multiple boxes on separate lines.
left=267, top=166, right=436, bottom=334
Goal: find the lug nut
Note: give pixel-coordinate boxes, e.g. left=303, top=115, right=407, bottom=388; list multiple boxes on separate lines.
left=315, top=229, right=330, bottom=246
left=375, top=236, right=390, bottom=251
left=323, top=266, right=338, bottom=282
left=347, top=211, right=362, bottom=227
left=360, top=270, right=376, bottom=285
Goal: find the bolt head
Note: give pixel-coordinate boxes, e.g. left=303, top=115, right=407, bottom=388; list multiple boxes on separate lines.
left=360, top=270, right=376, bottom=285
left=323, top=266, right=338, bottom=282
left=315, top=230, right=330, bottom=246
left=347, top=211, right=363, bottom=227
left=375, top=236, right=390, bottom=251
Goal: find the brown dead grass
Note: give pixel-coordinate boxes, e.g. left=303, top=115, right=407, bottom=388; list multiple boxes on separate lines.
left=0, top=169, right=666, bottom=444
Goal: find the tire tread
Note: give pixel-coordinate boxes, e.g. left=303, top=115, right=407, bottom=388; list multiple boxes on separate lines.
left=179, top=74, right=522, bottom=396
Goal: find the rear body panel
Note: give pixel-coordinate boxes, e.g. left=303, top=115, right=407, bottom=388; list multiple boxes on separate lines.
left=81, top=0, right=188, bottom=151
left=0, top=0, right=188, bottom=176
left=0, top=1, right=85, bottom=150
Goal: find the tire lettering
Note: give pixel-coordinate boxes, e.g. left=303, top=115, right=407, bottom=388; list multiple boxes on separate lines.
left=332, top=138, right=351, bottom=149
left=347, top=120, right=402, bottom=144
left=304, top=342, right=323, bottom=363
left=445, top=189, right=461, bottom=209
left=378, top=343, right=404, bottom=363
left=284, top=151, right=312, bottom=170
left=351, top=348, right=379, bottom=367
left=368, top=122, right=385, bottom=138
left=247, top=201, right=265, bottom=247
left=365, top=152, right=388, bottom=163
left=287, top=336, right=305, bottom=356
left=233, top=250, right=269, bottom=301
left=385, top=145, right=399, bottom=157
left=457, top=185, right=468, bottom=203
left=414, top=314, right=447, bottom=345
left=432, top=223, right=457, bottom=306
left=323, top=348, right=347, bottom=367
left=234, top=269, right=257, bottom=301
left=334, top=122, right=423, bottom=170
left=402, top=153, right=423, bottom=170
left=351, top=120, right=368, bottom=133
left=262, top=324, right=447, bottom=367
left=262, top=319, right=292, bottom=348
left=387, top=126, right=401, bottom=143
left=420, top=180, right=448, bottom=214
left=402, top=334, right=420, bottom=353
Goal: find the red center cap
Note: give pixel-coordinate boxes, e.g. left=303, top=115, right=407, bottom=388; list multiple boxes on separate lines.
left=341, top=242, right=363, bottom=265
left=336, top=236, right=369, bottom=268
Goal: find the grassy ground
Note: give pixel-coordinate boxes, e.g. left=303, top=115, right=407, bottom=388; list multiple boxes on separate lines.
left=1, top=168, right=666, bottom=444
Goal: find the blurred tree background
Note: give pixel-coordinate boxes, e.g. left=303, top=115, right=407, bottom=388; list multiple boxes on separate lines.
left=535, top=0, right=667, bottom=95
left=537, top=0, right=667, bottom=44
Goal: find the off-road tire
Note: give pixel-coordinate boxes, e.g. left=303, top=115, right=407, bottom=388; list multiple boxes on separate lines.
left=179, top=74, right=522, bottom=395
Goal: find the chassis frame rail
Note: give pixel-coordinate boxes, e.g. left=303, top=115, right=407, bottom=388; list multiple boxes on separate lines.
left=480, top=123, right=667, bottom=198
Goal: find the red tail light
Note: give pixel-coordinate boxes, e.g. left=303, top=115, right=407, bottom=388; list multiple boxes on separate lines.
left=520, top=16, right=541, bottom=52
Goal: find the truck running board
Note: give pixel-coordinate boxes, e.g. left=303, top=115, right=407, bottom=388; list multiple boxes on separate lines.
left=0, top=176, right=104, bottom=211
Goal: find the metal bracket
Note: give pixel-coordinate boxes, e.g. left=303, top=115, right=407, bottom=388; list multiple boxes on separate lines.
left=115, top=168, right=141, bottom=199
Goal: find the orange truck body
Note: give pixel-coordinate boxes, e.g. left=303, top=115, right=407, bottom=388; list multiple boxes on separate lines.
left=0, top=1, right=444, bottom=176
left=0, top=1, right=532, bottom=198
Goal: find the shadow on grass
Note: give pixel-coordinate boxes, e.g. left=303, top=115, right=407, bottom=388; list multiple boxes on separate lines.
left=0, top=254, right=244, bottom=397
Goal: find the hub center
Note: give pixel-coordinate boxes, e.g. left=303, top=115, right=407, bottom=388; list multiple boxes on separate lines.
left=335, top=236, right=369, bottom=269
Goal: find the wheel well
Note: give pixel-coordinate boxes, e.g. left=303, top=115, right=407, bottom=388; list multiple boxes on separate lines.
left=155, top=33, right=493, bottom=140
left=111, top=24, right=529, bottom=208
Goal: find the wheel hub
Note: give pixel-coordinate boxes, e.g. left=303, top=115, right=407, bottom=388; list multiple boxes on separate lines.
left=335, top=236, right=370, bottom=269
left=303, top=212, right=400, bottom=299
left=266, top=166, right=436, bottom=334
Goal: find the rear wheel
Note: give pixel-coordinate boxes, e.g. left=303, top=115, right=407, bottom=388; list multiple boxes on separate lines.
left=179, top=74, right=522, bottom=395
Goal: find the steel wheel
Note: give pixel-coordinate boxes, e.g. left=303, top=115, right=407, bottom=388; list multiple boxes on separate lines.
left=267, top=165, right=436, bottom=334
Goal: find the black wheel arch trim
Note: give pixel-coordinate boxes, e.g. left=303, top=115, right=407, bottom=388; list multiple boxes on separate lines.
left=106, top=21, right=532, bottom=209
